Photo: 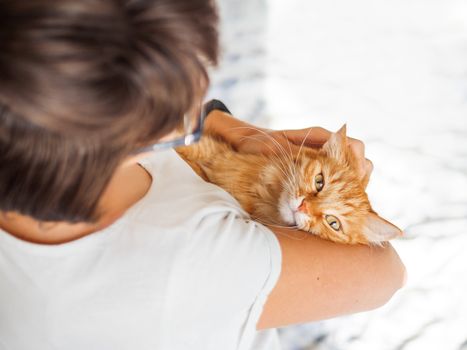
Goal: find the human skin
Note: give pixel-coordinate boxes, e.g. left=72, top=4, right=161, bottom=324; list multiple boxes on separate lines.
left=0, top=109, right=406, bottom=329
left=257, top=228, right=406, bottom=329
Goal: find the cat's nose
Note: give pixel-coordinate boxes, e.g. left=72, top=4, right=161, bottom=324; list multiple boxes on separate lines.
left=297, top=199, right=308, bottom=213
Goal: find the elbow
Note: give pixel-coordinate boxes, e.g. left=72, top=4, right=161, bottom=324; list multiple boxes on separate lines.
left=396, top=257, right=408, bottom=290
left=369, top=244, right=407, bottom=310
left=386, top=256, right=407, bottom=300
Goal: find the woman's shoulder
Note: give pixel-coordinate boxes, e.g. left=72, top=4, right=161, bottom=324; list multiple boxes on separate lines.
left=127, top=148, right=282, bottom=316
left=132, top=148, right=250, bottom=225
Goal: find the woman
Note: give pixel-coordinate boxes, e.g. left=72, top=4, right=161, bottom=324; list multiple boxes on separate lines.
left=0, top=1, right=406, bottom=349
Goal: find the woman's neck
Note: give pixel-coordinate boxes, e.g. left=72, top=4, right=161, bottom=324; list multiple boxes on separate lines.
left=0, top=162, right=153, bottom=245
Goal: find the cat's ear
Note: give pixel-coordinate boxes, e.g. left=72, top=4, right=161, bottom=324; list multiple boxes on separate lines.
left=336, top=123, right=347, bottom=137
left=363, top=212, right=403, bottom=243
left=321, top=124, right=347, bottom=163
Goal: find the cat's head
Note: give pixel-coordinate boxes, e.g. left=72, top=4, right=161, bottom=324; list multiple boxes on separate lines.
left=277, top=125, right=402, bottom=245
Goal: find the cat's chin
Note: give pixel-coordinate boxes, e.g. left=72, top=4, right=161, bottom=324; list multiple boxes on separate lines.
left=278, top=191, right=294, bottom=225
left=293, top=212, right=310, bottom=231
left=278, top=203, right=296, bottom=226
left=278, top=191, right=308, bottom=228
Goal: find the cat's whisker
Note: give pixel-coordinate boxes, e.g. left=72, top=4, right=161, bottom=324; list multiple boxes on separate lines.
left=294, top=127, right=314, bottom=172
left=232, top=126, right=296, bottom=171
left=237, top=134, right=287, bottom=166
left=251, top=197, right=283, bottom=209
left=282, top=180, right=299, bottom=199
left=278, top=131, right=301, bottom=172
left=256, top=160, right=298, bottom=195
left=283, top=158, right=300, bottom=189
left=269, top=157, right=298, bottom=189
left=265, top=133, right=301, bottom=188
left=239, top=135, right=296, bottom=182
left=251, top=216, right=307, bottom=241
left=238, top=133, right=294, bottom=175
left=287, top=140, right=310, bottom=188
left=259, top=132, right=300, bottom=183
left=265, top=224, right=302, bottom=233
left=274, top=230, right=308, bottom=241
left=251, top=214, right=298, bottom=230
left=277, top=165, right=300, bottom=196
left=272, top=155, right=298, bottom=185
left=262, top=146, right=300, bottom=189
left=281, top=131, right=299, bottom=174
left=249, top=202, right=299, bottom=228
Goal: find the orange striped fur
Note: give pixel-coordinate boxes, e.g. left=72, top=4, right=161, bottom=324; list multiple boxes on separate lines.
left=176, top=126, right=402, bottom=245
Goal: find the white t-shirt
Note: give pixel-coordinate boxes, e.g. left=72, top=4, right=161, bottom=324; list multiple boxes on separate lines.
left=0, top=149, right=282, bottom=350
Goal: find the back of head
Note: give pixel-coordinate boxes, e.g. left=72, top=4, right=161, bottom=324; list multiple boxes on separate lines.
left=0, top=0, right=219, bottom=223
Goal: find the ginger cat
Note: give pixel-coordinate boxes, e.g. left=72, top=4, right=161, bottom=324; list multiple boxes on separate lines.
left=176, top=125, right=402, bottom=245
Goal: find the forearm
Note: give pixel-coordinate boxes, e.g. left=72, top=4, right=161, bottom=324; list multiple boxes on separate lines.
left=258, top=228, right=407, bottom=329
left=203, top=110, right=263, bottom=150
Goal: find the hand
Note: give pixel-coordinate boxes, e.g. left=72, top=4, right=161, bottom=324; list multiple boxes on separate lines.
left=236, top=126, right=373, bottom=187
left=203, top=111, right=373, bottom=188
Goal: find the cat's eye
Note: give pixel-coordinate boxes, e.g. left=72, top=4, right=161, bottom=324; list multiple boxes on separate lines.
left=325, top=215, right=341, bottom=231
left=314, top=173, right=324, bottom=192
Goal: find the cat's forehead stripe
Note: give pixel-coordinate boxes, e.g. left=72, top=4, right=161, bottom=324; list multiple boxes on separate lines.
left=303, top=159, right=316, bottom=174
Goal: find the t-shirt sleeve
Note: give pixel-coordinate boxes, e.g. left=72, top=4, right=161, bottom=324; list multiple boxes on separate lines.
left=168, top=210, right=282, bottom=337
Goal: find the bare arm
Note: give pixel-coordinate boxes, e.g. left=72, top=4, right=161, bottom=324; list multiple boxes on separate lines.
left=257, top=228, right=406, bottom=329
left=204, top=109, right=406, bottom=328
left=203, top=109, right=259, bottom=148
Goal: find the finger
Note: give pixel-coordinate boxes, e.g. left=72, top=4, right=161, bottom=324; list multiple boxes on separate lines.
left=287, top=142, right=304, bottom=156
left=365, top=158, right=374, bottom=176
left=347, top=139, right=368, bottom=178
left=348, top=139, right=365, bottom=160
left=361, top=158, right=373, bottom=189
left=270, top=135, right=302, bottom=157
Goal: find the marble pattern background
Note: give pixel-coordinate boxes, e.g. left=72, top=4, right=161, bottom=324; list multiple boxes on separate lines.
left=207, top=0, right=467, bottom=349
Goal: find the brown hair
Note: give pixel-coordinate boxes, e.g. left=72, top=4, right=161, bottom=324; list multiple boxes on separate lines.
left=0, top=0, right=219, bottom=223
